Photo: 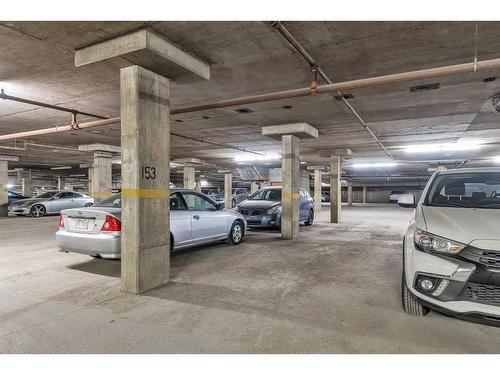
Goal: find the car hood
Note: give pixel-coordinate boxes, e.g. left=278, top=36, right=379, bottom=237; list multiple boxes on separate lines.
left=420, top=206, right=500, bottom=246
left=11, top=198, right=44, bottom=206
left=238, top=200, right=280, bottom=209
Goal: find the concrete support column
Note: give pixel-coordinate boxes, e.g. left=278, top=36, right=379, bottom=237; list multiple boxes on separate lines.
left=347, top=181, right=353, bottom=207
left=281, top=134, right=300, bottom=240
left=362, top=186, right=367, bottom=205
left=195, top=180, right=202, bottom=192
left=91, top=152, right=112, bottom=202
left=22, top=177, right=32, bottom=197
left=250, top=181, right=260, bottom=194
left=313, top=169, right=322, bottom=214
left=183, top=165, right=195, bottom=189
left=120, top=65, right=171, bottom=294
left=57, top=176, right=62, bottom=190
left=330, top=155, right=342, bottom=223
left=224, top=173, right=233, bottom=208
left=0, top=160, right=8, bottom=211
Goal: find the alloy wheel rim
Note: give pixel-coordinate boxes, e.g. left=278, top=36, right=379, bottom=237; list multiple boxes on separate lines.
left=232, top=225, right=242, bottom=242
left=33, top=206, right=44, bottom=217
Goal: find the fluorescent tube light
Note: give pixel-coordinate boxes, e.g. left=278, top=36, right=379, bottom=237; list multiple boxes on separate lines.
left=404, top=142, right=481, bottom=153
left=234, top=154, right=281, bottom=162
left=352, top=162, right=397, bottom=169
left=50, top=166, right=72, bottom=170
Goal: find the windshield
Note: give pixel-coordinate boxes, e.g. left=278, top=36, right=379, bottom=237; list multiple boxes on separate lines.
left=249, top=189, right=282, bottom=201
left=95, top=193, right=121, bottom=207
left=37, top=191, right=59, bottom=199
left=425, top=172, right=500, bottom=209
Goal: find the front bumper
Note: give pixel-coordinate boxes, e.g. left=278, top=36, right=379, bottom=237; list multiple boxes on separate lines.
left=56, top=229, right=121, bottom=259
left=7, top=205, right=30, bottom=215
left=404, top=232, right=500, bottom=319
left=238, top=212, right=281, bottom=228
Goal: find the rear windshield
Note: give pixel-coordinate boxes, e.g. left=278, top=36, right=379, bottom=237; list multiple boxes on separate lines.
left=425, top=172, right=500, bottom=209
left=95, top=194, right=121, bottom=207
left=249, top=189, right=281, bottom=201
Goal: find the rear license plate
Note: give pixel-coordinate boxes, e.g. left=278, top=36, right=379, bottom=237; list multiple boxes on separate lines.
left=75, top=218, right=90, bottom=230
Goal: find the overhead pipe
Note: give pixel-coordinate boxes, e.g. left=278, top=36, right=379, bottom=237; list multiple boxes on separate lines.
left=1, top=57, right=500, bottom=142
left=0, top=89, right=108, bottom=120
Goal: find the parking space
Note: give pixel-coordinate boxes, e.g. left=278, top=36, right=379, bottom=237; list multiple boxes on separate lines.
left=2, top=204, right=499, bottom=353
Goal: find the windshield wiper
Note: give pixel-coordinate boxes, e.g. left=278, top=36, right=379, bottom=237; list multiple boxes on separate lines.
left=426, top=202, right=473, bottom=208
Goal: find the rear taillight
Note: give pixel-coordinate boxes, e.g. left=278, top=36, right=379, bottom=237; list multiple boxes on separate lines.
left=101, top=215, right=121, bottom=232
left=59, top=212, right=65, bottom=228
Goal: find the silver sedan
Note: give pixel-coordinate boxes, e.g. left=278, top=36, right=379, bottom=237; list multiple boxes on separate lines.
left=8, top=190, right=94, bottom=217
left=56, top=189, right=247, bottom=259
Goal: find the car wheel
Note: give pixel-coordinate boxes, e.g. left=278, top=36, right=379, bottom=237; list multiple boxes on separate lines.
left=304, top=209, right=314, bottom=226
left=401, top=270, right=429, bottom=316
left=229, top=221, right=244, bottom=245
left=84, top=203, right=93, bottom=207
left=30, top=204, right=46, bottom=218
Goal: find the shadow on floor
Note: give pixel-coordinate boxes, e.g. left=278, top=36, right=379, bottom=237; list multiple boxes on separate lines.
left=67, top=258, right=121, bottom=278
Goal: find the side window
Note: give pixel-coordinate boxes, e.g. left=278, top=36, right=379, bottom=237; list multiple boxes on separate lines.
left=182, top=192, right=217, bottom=211
left=170, top=193, right=187, bottom=211
left=72, top=193, right=82, bottom=198
left=58, top=192, right=71, bottom=199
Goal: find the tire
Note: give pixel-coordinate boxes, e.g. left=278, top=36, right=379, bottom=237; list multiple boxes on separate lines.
left=304, top=209, right=314, bottom=226
left=84, top=203, right=93, bottom=207
left=228, top=221, right=244, bottom=245
left=30, top=204, right=46, bottom=218
left=401, top=270, right=429, bottom=316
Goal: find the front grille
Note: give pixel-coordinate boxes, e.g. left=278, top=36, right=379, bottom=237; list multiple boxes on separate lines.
left=460, top=246, right=500, bottom=269
left=240, top=209, right=264, bottom=216
left=460, top=282, right=500, bottom=306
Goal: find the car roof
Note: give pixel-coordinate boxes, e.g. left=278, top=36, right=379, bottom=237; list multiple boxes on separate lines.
left=436, top=167, right=500, bottom=175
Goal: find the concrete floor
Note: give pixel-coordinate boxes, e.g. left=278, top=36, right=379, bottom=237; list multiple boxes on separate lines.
left=1, top=203, right=499, bottom=353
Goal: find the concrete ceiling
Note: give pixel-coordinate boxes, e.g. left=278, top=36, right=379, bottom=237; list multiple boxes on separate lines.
left=0, top=21, right=499, bottom=183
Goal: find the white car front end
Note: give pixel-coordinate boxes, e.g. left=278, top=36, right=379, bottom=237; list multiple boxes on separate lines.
left=402, top=168, right=500, bottom=325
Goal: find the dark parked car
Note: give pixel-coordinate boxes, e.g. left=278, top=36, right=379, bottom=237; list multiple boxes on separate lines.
left=7, top=191, right=29, bottom=203
left=235, top=186, right=314, bottom=228
left=205, top=187, right=250, bottom=208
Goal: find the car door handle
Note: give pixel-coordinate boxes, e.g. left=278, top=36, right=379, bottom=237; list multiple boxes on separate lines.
left=193, top=215, right=200, bottom=220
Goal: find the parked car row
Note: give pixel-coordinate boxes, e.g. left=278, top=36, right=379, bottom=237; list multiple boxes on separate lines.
left=398, top=167, right=500, bottom=325
left=203, top=187, right=250, bottom=208
left=8, top=190, right=94, bottom=217
left=56, top=186, right=315, bottom=259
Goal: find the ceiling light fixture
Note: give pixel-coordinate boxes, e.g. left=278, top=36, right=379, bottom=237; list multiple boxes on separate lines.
left=50, top=166, right=72, bottom=170
left=234, top=154, right=281, bottom=162
left=494, top=156, right=500, bottom=163
left=351, top=162, right=397, bottom=169
left=404, top=142, right=481, bottom=153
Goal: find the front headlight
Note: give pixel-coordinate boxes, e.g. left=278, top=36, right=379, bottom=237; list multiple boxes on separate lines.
left=414, top=229, right=465, bottom=254
left=266, top=205, right=281, bottom=215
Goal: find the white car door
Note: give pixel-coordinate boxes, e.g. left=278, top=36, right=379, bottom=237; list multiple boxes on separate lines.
left=181, top=191, right=228, bottom=245
left=169, top=192, right=193, bottom=249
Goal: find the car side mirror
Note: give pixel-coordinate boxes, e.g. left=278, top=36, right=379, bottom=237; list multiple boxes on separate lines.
left=398, top=193, right=416, bottom=208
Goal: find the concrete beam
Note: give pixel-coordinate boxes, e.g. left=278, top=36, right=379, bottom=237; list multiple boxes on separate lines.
left=262, top=123, right=318, bottom=140
left=319, top=148, right=353, bottom=158
left=75, top=28, right=210, bottom=81
left=0, top=155, right=19, bottom=162
left=79, top=144, right=121, bottom=153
